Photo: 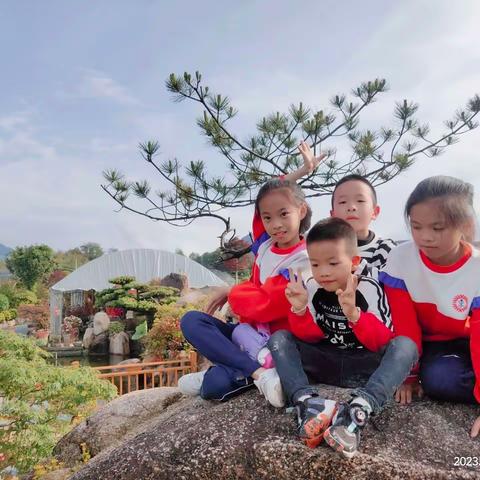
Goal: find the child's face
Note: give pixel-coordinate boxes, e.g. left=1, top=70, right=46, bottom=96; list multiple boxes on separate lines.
left=409, top=199, right=465, bottom=265
left=307, top=239, right=361, bottom=292
left=259, top=189, right=307, bottom=249
left=331, top=180, right=379, bottom=237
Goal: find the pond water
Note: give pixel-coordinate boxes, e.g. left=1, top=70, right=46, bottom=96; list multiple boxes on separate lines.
left=49, top=354, right=131, bottom=368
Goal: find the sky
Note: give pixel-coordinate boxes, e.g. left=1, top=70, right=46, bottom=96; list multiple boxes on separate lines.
left=0, top=0, right=479, bottom=255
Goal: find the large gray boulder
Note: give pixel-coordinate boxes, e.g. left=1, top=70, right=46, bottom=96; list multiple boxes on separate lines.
left=56, top=386, right=480, bottom=480
left=54, top=387, right=180, bottom=461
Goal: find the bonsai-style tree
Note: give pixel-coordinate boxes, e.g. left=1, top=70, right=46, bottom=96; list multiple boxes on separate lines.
left=102, top=71, right=480, bottom=255
left=95, top=276, right=179, bottom=329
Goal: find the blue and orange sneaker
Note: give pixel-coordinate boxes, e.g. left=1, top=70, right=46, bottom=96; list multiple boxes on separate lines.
left=296, top=396, right=338, bottom=448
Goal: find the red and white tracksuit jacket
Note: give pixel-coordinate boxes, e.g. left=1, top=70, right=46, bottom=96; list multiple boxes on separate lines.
left=228, top=237, right=310, bottom=334
left=378, top=241, right=480, bottom=401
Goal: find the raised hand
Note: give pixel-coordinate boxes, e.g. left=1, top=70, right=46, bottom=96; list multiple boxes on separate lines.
left=336, top=273, right=360, bottom=323
left=298, top=140, right=327, bottom=174
left=285, top=268, right=308, bottom=313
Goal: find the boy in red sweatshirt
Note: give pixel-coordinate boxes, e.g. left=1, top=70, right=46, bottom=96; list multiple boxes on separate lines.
left=269, top=218, right=417, bottom=454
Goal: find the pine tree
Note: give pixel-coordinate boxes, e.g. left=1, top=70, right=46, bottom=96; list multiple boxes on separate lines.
left=102, top=71, right=480, bottom=256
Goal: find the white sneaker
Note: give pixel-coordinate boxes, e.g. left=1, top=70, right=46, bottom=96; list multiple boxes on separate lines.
left=178, top=371, right=206, bottom=396
left=254, top=368, right=285, bottom=408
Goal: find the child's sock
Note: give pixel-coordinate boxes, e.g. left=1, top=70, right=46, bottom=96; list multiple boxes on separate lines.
left=349, top=395, right=373, bottom=414
left=257, top=347, right=275, bottom=369
left=296, top=394, right=312, bottom=404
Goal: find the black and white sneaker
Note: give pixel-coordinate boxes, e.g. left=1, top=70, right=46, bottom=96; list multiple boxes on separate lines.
left=324, top=398, right=371, bottom=458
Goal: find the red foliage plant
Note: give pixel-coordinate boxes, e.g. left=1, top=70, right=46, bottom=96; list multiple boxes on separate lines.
left=17, top=303, right=50, bottom=330
left=221, top=237, right=254, bottom=273
left=45, top=270, right=69, bottom=288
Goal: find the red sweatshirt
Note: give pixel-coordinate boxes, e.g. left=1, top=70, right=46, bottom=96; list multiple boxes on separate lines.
left=228, top=237, right=310, bottom=334
left=379, top=241, right=480, bottom=401
left=288, top=271, right=393, bottom=352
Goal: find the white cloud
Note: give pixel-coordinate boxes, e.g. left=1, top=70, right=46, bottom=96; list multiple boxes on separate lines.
left=61, top=69, right=140, bottom=106
left=0, top=110, right=57, bottom=165
left=0, top=111, right=32, bottom=132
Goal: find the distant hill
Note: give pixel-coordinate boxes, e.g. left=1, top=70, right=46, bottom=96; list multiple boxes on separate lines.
left=0, top=243, right=12, bottom=260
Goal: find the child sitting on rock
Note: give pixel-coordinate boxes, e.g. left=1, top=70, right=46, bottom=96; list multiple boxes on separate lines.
left=269, top=217, right=413, bottom=454
left=179, top=178, right=312, bottom=408
left=235, top=144, right=394, bottom=376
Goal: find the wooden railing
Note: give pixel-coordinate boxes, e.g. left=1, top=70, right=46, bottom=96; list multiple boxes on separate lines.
left=94, top=351, right=198, bottom=395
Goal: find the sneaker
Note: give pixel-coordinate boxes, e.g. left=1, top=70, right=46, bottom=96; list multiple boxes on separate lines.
left=178, top=371, right=206, bottom=396
left=296, top=396, right=338, bottom=448
left=324, top=399, right=371, bottom=458
left=254, top=368, right=285, bottom=408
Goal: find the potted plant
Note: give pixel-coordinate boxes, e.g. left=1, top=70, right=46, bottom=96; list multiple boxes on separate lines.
left=62, top=315, right=82, bottom=344
left=34, top=329, right=50, bottom=346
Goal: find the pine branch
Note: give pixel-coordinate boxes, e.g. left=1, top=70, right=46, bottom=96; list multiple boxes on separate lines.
left=103, top=73, right=480, bottom=253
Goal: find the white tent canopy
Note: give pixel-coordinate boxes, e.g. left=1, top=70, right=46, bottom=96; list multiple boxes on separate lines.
left=49, top=249, right=227, bottom=335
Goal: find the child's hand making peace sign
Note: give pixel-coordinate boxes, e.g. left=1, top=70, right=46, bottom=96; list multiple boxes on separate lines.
left=336, top=273, right=360, bottom=324
left=285, top=268, right=308, bottom=314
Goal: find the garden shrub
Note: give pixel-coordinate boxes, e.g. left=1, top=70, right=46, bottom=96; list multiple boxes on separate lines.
left=0, top=281, right=38, bottom=307
left=17, top=303, right=50, bottom=329
left=0, top=330, right=117, bottom=472
left=108, top=321, right=125, bottom=335
left=0, top=293, right=10, bottom=311
left=0, top=308, right=17, bottom=322
left=142, top=302, right=203, bottom=359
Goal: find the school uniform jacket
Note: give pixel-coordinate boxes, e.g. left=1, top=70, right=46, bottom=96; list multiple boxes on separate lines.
left=357, top=231, right=396, bottom=270
left=228, top=237, right=310, bottom=333
left=287, top=268, right=393, bottom=352
left=378, top=241, right=480, bottom=402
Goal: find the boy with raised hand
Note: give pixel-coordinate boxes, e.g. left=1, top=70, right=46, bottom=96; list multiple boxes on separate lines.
left=269, top=217, right=398, bottom=451
left=300, top=143, right=396, bottom=270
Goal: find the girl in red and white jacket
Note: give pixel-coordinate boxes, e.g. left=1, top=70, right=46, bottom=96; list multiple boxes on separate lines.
left=379, top=175, right=480, bottom=438
left=180, top=178, right=311, bottom=408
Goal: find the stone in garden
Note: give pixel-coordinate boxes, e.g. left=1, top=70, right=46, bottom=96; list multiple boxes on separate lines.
left=160, top=272, right=189, bottom=294
left=89, top=332, right=109, bottom=355
left=93, top=312, right=110, bottom=336
left=109, top=332, right=130, bottom=355
left=82, top=327, right=94, bottom=349
left=116, top=358, right=141, bottom=366
left=56, top=385, right=480, bottom=480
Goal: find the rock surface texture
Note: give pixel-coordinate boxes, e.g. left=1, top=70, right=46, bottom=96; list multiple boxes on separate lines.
left=55, top=385, right=480, bottom=480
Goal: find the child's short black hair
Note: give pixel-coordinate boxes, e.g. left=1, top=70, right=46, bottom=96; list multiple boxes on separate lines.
left=331, top=174, right=377, bottom=208
left=307, top=217, right=357, bottom=254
